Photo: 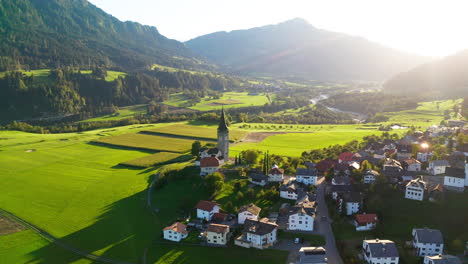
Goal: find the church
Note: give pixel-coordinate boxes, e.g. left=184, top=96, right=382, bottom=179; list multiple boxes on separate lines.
left=199, top=109, right=229, bottom=176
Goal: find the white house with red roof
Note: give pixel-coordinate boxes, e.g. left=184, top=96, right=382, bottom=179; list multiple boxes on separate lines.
left=268, top=165, right=284, bottom=182
left=338, top=152, right=354, bottom=163
left=200, top=157, right=221, bottom=176
left=163, top=222, right=189, bottom=242
left=195, top=200, right=220, bottom=221
left=354, top=213, right=378, bottom=231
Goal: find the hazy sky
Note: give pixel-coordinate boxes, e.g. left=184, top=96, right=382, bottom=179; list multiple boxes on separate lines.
left=89, top=0, right=468, bottom=57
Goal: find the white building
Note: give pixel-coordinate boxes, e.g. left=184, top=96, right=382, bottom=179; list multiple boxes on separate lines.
left=443, top=175, right=465, bottom=192
left=195, top=200, right=220, bottom=221
left=405, top=178, right=426, bottom=201
left=428, top=160, right=450, bottom=175
left=424, top=255, right=462, bottom=264
left=163, top=222, right=189, bottom=242
left=238, top=203, right=261, bottom=225
left=296, top=168, right=318, bottom=186
left=417, top=152, right=434, bottom=163
left=268, top=165, right=284, bottom=182
left=206, top=224, right=230, bottom=245
left=297, top=247, right=327, bottom=264
left=199, top=157, right=220, bottom=176
left=354, top=213, right=378, bottom=231
left=340, top=192, right=362, bottom=216
left=362, top=239, right=399, bottom=264
left=287, top=207, right=315, bottom=231
left=250, top=173, right=268, bottom=186
left=280, top=182, right=305, bottom=200
left=404, top=158, right=422, bottom=172
left=235, top=219, right=278, bottom=249
left=363, top=170, right=379, bottom=184
left=412, top=228, right=444, bottom=257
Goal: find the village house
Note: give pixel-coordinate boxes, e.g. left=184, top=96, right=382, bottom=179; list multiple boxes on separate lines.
left=332, top=175, right=352, bottom=185
left=200, top=157, right=221, bottom=176
left=342, top=192, right=362, bottom=215
left=405, top=178, right=427, bottom=201
left=428, top=160, right=450, bottom=175
left=443, top=167, right=465, bottom=192
left=280, top=181, right=306, bottom=200
left=235, top=219, right=278, bottom=249
left=423, top=255, right=462, bottom=264
left=383, top=159, right=404, bottom=178
left=268, top=165, right=284, bottom=182
left=362, top=239, right=399, bottom=264
left=417, top=151, right=434, bottom=163
left=195, top=200, right=220, bottom=221
left=199, top=147, right=222, bottom=159
left=363, top=170, right=380, bottom=184
left=163, top=222, right=189, bottom=242
left=286, top=202, right=315, bottom=231
left=374, top=149, right=387, bottom=159
left=297, top=247, right=327, bottom=264
left=403, top=158, right=422, bottom=172
left=412, top=228, right=444, bottom=257
left=397, top=140, right=413, bottom=160
left=206, top=223, right=230, bottom=245
left=238, top=203, right=261, bottom=224
left=250, top=173, right=268, bottom=186
left=296, top=168, right=318, bottom=185
left=329, top=185, right=354, bottom=200
left=338, top=152, right=355, bottom=163
left=354, top=213, right=378, bottom=231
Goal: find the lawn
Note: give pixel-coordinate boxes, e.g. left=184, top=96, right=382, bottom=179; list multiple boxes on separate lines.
left=163, top=92, right=271, bottom=111
left=120, top=152, right=191, bottom=168
left=143, top=123, right=249, bottom=142
left=0, top=230, right=50, bottom=264
left=0, top=69, right=126, bottom=84
left=92, top=133, right=202, bottom=153
left=80, top=104, right=148, bottom=122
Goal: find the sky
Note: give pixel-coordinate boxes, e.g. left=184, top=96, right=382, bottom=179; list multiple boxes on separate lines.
left=88, top=0, right=468, bottom=57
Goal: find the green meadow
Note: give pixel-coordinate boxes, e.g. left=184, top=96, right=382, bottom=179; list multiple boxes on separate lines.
left=144, top=123, right=249, bottom=142
left=163, top=92, right=271, bottom=110
left=120, top=152, right=190, bottom=168
left=81, top=104, right=148, bottom=122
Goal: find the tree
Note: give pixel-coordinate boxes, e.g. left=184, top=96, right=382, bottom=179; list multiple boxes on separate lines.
left=191, top=141, right=202, bottom=156
left=243, top=149, right=260, bottom=164
left=205, top=173, right=224, bottom=196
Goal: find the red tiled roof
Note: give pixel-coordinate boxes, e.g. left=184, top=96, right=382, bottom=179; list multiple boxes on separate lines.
left=316, top=159, right=337, bottom=172
left=200, top=157, right=220, bottom=167
left=355, top=214, right=378, bottom=225
left=195, top=200, right=219, bottom=211
left=339, top=152, right=354, bottom=162
left=207, top=223, right=229, bottom=233
left=163, top=222, right=188, bottom=234
left=269, top=167, right=284, bottom=175
left=212, top=212, right=228, bottom=222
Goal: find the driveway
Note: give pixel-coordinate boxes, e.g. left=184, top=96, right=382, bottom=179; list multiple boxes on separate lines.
left=315, top=177, right=344, bottom=264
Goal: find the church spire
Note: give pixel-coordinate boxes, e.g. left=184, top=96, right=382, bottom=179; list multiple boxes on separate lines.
left=218, top=107, right=229, bottom=132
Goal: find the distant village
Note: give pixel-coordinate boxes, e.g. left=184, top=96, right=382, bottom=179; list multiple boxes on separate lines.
left=162, top=113, right=468, bottom=264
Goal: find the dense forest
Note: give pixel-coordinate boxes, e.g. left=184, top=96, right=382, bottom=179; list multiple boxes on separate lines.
left=322, top=92, right=419, bottom=116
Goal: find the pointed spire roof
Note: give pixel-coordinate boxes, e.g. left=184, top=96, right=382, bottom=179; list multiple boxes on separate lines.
left=218, top=107, right=229, bottom=132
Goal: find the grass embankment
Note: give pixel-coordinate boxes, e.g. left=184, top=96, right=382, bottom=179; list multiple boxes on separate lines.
left=143, top=124, right=248, bottom=142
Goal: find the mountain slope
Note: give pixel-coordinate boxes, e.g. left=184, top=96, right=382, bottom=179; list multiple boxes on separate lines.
left=384, top=49, right=468, bottom=97
left=0, top=0, right=202, bottom=70
left=186, top=18, right=429, bottom=81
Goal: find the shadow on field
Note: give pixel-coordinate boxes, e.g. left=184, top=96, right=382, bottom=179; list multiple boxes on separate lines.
left=26, top=190, right=157, bottom=264
left=87, top=141, right=157, bottom=154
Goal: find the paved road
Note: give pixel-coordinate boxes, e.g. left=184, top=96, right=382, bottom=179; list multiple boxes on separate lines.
left=0, top=208, right=135, bottom=264
left=315, top=177, right=344, bottom=264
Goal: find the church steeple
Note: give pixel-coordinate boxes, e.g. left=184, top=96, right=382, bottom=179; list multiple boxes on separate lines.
left=218, top=107, right=229, bottom=132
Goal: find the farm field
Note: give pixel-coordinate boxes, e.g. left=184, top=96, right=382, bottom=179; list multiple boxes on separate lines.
left=0, top=69, right=126, bottom=84
left=143, top=123, right=249, bottom=142
left=163, top=92, right=271, bottom=110
left=81, top=104, right=148, bottom=122
left=92, top=133, right=201, bottom=153
left=120, top=152, right=191, bottom=168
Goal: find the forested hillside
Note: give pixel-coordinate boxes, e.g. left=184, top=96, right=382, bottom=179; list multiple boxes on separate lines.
left=384, top=49, right=468, bottom=97
left=462, top=97, right=468, bottom=119
left=0, top=0, right=206, bottom=71
left=186, top=18, right=428, bottom=81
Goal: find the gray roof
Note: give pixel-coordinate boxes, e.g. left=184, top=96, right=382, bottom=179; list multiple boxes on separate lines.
left=413, top=228, right=444, bottom=244
left=425, top=255, right=462, bottom=264
left=445, top=168, right=465, bottom=178
left=298, top=247, right=327, bottom=264
left=243, top=219, right=277, bottom=235
left=430, top=160, right=450, bottom=167
left=296, top=168, right=318, bottom=177
left=343, top=192, right=362, bottom=203
left=365, top=240, right=399, bottom=258
left=250, top=173, right=268, bottom=182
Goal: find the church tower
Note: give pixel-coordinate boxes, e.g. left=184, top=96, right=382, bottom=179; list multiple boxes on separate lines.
left=217, top=108, right=229, bottom=161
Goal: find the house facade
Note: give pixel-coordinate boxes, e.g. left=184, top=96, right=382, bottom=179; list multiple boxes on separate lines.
left=296, top=168, right=318, bottom=185
left=412, top=228, right=444, bottom=257
left=196, top=200, right=220, bottom=221
left=238, top=203, right=261, bottom=224
left=235, top=219, right=278, bottom=249
left=280, top=182, right=305, bottom=200
left=287, top=207, right=314, bottom=231
left=200, top=157, right=220, bottom=176
left=417, top=152, right=434, bottom=163
left=405, top=178, right=426, bottom=201
left=428, top=160, right=450, bottom=175
left=268, top=165, right=284, bottom=182
left=297, top=247, right=327, bottom=264
left=250, top=173, right=268, bottom=186
left=362, top=239, right=399, bottom=264
left=163, top=222, right=189, bottom=242
left=403, top=158, right=422, bottom=172
left=206, top=224, right=230, bottom=245
left=354, top=213, right=378, bottom=231
left=423, top=255, right=462, bottom=264
left=443, top=176, right=465, bottom=192
left=363, top=170, right=379, bottom=184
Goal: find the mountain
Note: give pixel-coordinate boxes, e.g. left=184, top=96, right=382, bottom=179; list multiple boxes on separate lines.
left=0, top=0, right=203, bottom=71
left=384, top=49, right=468, bottom=97
left=186, top=18, right=429, bottom=81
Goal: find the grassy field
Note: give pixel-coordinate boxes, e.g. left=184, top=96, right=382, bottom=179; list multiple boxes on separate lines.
left=163, top=92, right=271, bottom=111
left=230, top=124, right=386, bottom=157
left=80, top=104, right=148, bottom=122
left=143, top=123, right=249, bottom=142
left=120, top=152, right=191, bottom=168
left=0, top=69, right=126, bottom=83
left=92, top=133, right=201, bottom=153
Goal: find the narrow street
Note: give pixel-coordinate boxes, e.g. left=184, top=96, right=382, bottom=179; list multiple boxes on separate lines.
left=315, top=177, right=344, bottom=264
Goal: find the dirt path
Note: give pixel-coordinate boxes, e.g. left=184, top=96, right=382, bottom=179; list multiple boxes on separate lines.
left=0, top=215, right=25, bottom=235
left=239, top=132, right=314, bottom=143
